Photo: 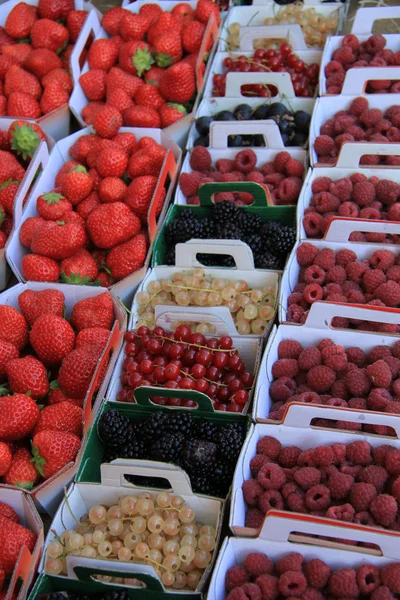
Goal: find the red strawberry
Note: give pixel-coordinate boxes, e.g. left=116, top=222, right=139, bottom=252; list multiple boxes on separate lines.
left=0, top=306, right=28, bottom=350
left=19, top=216, right=45, bottom=248
left=47, top=387, right=83, bottom=407
left=38, top=0, right=74, bottom=20
left=87, top=202, right=141, bottom=249
left=0, top=180, right=19, bottom=215
left=172, top=3, right=195, bottom=23
left=60, top=165, right=93, bottom=205
left=0, top=340, right=19, bottom=380
left=92, top=105, right=123, bottom=139
left=66, top=10, right=87, bottom=43
left=4, top=65, right=42, bottom=101
left=24, top=48, right=61, bottom=79
left=112, top=131, right=137, bottom=155
left=125, top=175, right=159, bottom=218
left=118, top=41, right=153, bottom=77
left=41, top=68, right=73, bottom=94
left=0, top=513, right=36, bottom=574
left=182, top=20, right=206, bottom=53
left=159, top=102, right=186, bottom=128
left=102, top=7, right=127, bottom=36
left=55, top=160, right=79, bottom=187
left=80, top=69, right=106, bottom=102
left=98, top=177, right=126, bottom=204
left=153, top=31, right=182, bottom=67
left=96, top=146, right=128, bottom=178
left=57, top=347, right=101, bottom=398
left=0, top=503, right=19, bottom=523
left=5, top=3, right=37, bottom=39
left=3, top=448, right=38, bottom=490
left=30, top=221, right=86, bottom=260
left=33, top=401, right=82, bottom=437
left=7, top=92, right=41, bottom=119
left=144, top=65, right=165, bottom=86
left=0, top=443, right=12, bottom=477
left=40, top=81, right=69, bottom=115
left=135, top=84, right=164, bottom=110
left=147, top=13, right=182, bottom=45
left=18, top=288, right=64, bottom=326
left=32, top=429, right=80, bottom=479
left=76, top=191, right=100, bottom=218
left=106, top=88, right=133, bottom=113
left=0, top=26, right=16, bottom=48
left=120, top=13, right=149, bottom=41
left=31, top=19, right=69, bottom=53
left=195, top=0, right=221, bottom=25
left=105, top=67, right=143, bottom=98
left=70, top=292, right=114, bottom=331
left=6, top=355, right=49, bottom=399
left=36, top=191, right=72, bottom=220
left=88, top=39, right=119, bottom=72
left=127, top=146, right=166, bottom=179
left=69, top=135, right=101, bottom=165
left=60, top=249, right=99, bottom=284
left=124, top=105, right=161, bottom=128
left=0, top=151, right=24, bottom=183
left=0, top=232, right=7, bottom=250
left=106, top=233, right=148, bottom=281
left=21, top=254, right=60, bottom=282
left=2, top=43, right=32, bottom=64
left=159, top=62, right=196, bottom=103
left=97, top=272, right=114, bottom=287
left=0, top=394, right=39, bottom=440
left=30, top=314, right=75, bottom=366
left=76, top=327, right=110, bottom=352
left=9, top=120, right=46, bottom=161
left=139, top=3, right=162, bottom=25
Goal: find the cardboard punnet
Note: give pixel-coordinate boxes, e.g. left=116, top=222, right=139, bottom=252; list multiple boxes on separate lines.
left=0, top=282, right=126, bottom=514
left=69, top=6, right=219, bottom=149
left=0, top=488, right=43, bottom=600
left=38, top=462, right=224, bottom=596
left=253, top=301, right=400, bottom=422
left=230, top=402, right=400, bottom=536
left=279, top=232, right=400, bottom=324
left=297, top=166, right=400, bottom=240
left=6, top=127, right=181, bottom=306
left=209, top=511, right=400, bottom=600
left=310, top=97, right=400, bottom=167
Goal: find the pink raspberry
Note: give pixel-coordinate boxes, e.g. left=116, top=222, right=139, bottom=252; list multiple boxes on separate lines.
left=179, top=171, right=202, bottom=197
left=189, top=146, right=212, bottom=171
left=363, top=269, right=387, bottom=293
left=373, top=445, right=395, bottom=466
left=368, top=359, right=393, bottom=387
left=357, top=565, right=381, bottom=595
left=381, top=564, right=400, bottom=594
left=304, top=265, right=326, bottom=286
left=325, top=60, right=345, bottom=76
left=215, top=158, right=234, bottom=173
left=281, top=482, right=299, bottom=499
left=242, top=479, right=263, bottom=506
left=278, top=571, right=307, bottom=597
left=307, top=365, right=336, bottom=392
left=298, top=347, right=322, bottom=371
left=345, top=369, right=371, bottom=397
left=257, top=436, right=281, bottom=459
left=314, top=135, right=335, bottom=157
left=260, top=162, right=275, bottom=176
left=360, top=108, right=383, bottom=127
left=277, top=177, right=302, bottom=204
left=314, top=446, right=334, bottom=467
left=346, top=440, right=372, bottom=465
left=257, top=462, right=286, bottom=491
left=368, top=388, right=391, bottom=411
left=285, top=158, right=304, bottom=178
left=286, top=490, right=307, bottom=512
left=276, top=553, right=304, bottom=575
left=273, top=151, right=291, bottom=173
left=366, top=33, right=386, bottom=54
left=370, top=249, right=396, bottom=271
left=312, top=177, right=332, bottom=193
left=294, top=467, right=321, bottom=490
left=226, top=566, right=250, bottom=591
left=297, top=243, right=319, bottom=267
left=350, top=482, right=377, bottom=512
left=214, top=192, right=235, bottom=203
left=385, top=449, right=400, bottom=475
left=325, top=265, right=346, bottom=284
left=304, top=284, right=323, bottom=304
left=376, top=179, right=400, bottom=204
left=355, top=511, right=376, bottom=527
left=278, top=446, right=302, bottom=469
left=313, top=192, right=340, bottom=214
left=297, top=448, right=315, bottom=467
left=250, top=455, right=271, bottom=477
left=259, top=489, right=284, bottom=513
left=234, top=149, right=257, bottom=174
left=386, top=266, right=400, bottom=283
left=333, top=45, right=355, bottom=63
left=314, top=248, right=335, bottom=269
left=305, top=559, right=331, bottom=589
left=359, top=465, right=388, bottom=492
left=388, top=204, right=400, bottom=221
left=328, top=471, right=354, bottom=500
left=335, top=249, right=357, bottom=266
left=245, top=508, right=264, bottom=529
left=392, top=341, right=400, bottom=359
left=303, top=213, right=323, bottom=237
left=370, top=494, right=398, bottom=526
left=303, top=588, right=325, bottom=600
left=369, top=345, right=392, bottom=362
left=375, top=280, right=400, bottom=307
left=226, top=586, right=256, bottom=600
left=272, top=359, right=299, bottom=380
left=270, top=377, right=296, bottom=402
left=330, top=443, right=346, bottom=464
left=392, top=476, right=400, bottom=502
left=346, top=260, right=369, bottom=283
left=255, top=574, right=279, bottom=600
left=244, top=553, right=273, bottom=578
left=352, top=181, right=376, bottom=206
left=246, top=171, right=264, bottom=184
left=326, top=503, right=355, bottom=522
left=305, top=484, right=331, bottom=510
left=348, top=397, right=367, bottom=410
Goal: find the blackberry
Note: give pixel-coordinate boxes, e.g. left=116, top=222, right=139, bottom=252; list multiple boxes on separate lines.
left=164, top=246, right=176, bottom=265
left=243, top=233, right=263, bottom=255
left=165, top=212, right=203, bottom=244
left=215, top=423, right=246, bottom=463
left=163, top=412, right=193, bottom=436
left=213, top=201, right=239, bottom=224
left=97, top=409, right=133, bottom=446
left=255, top=251, right=283, bottom=270
left=267, top=224, right=296, bottom=256
left=180, top=439, right=217, bottom=474
left=191, top=471, right=223, bottom=497
left=192, top=419, right=218, bottom=441
left=215, top=222, right=241, bottom=240
left=140, top=412, right=169, bottom=442
left=211, top=460, right=235, bottom=485
left=200, top=216, right=216, bottom=238
left=150, top=433, right=185, bottom=462
left=237, top=212, right=262, bottom=235
left=197, top=253, right=235, bottom=268
left=95, top=591, right=130, bottom=600
left=259, top=220, right=280, bottom=239
left=104, top=437, right=147, bottom=462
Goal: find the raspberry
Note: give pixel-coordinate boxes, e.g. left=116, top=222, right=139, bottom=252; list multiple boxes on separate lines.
left=242, top=479, right=264, bottom=506
left=257, top=463, right=286, bottom=490
left=368, top=389, right=391, bottom=411
left=245, top=508, right=264, bottom=529
left=257, top=436, right=281, bottom=459
left=347, top=125, right=366, bottom=140
left=314, top=248, right=335, bottom=270
left=325, top=60, right=345, bottom=75
left=226, top=587, right=251, bottom=600
left=328, top=471, right=354, bottom=499
left=304, top=265, right=326, bottom=285
left=276, top=553, right=303, bottom=575
left=366, top=33, right=386, bottom=54
left=360, top=108, right=383, bottom=127
left=305, top=559, right=331, bottom=589
left=250, top=455, right=271, bottom=477
left=385, top=449, right=400, bottom=475
left=329, top=568, right=359, bottom=599
left=349, top=96, right=369, bottom=116
left=330, top=443, right=346, bottom=464
left=352, top=181, right=376, bottom=207
left=357, top=565, right=381, bottom=595
left=313, top=192, right=340, bottom=214
left=355, top=511, right=376, bottom=526
left=312, top=177, right=332, bottom=194
left=234, top=149, right=257, bottom=174
left=381, top=565, right=400, bottom=594
left=363, top=269, right=386, bottom=293
left=273, top=151, right=291, bottom=173
left=179, top=171, right=202, bottom=197
left=294, top=467, right=321, bottom=490
left=359, top=465, right=388, bottom=492
left=298, top=347, right=322, bottom=371
left=326, top=266, right=346, bottom=284
left=366, top=360, right=392, bottom=389
left=278, top=446, right=302, bottom=469
left=216, top=158, right=234, bottom=173
left=376, top=179, right=400, bottom=204
left=370, top=494, right=398, bottom=526
left=303, top=588, right=325, bottom=600
left=314, top=446, right=334, bottom=466
left=303, top=284, right=323, bottom=304
left=264, top=172, right=285, bottom=187
left=375, top=280, right=400, bottom=307
left=277, top=177, right=302, bottom=204
left=346, top=260, right=369, bottom=283
left=297, top=243, right=319, bottom=267
left=392, top=476, right=400, bottom=502
left=388, top=204, right=400, bottom=221
left=285, top=158, right=304, bottom=178
left=297, top=451, right=314, bottom=470
left=345, top=369, right=371, bottom=397
left=272, top=359, right=299, bottom=380
left=270, top=377, right=296, bottom=402
left=277, top=340, right=303, bottom=360
left=286, top=489, right=307, bottom=512
left=373, top=445, right=395, bottom=466
left=307, top=365, right=336, bottom=393
left=314, top=135, right=335, bottom=156
left=255, top=574, right=279, bottom=600
left=305, top=484, right=331, bottom=510
left=370, top=249, right=396, bottom=271
left=226, top=566, right=250, bottom=591
left=335, top=249, right=357, bottom=266
left=346, top=441, right=372, bottom=465
left=259, top=489, right=284, bottom=513
left=326, top=503, right=355, bottom=522
left=350, top=482, right=377, bottom=512
left=278, top=571, right=307, bottom=597
left=369, top=345, right=392, bottom=362
left=303, top=213, right=323, bottom=237
left=386, top=266, right=400, bottom=283
left=189, top=146, right=212, bottom=172
left=244, top=554, right=273, bottom=578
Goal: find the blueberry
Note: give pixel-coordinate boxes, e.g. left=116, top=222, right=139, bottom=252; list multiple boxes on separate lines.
left=193, top=135, right=209, bottom=147
left=251, top=103, right=270, bottom=120
left=214, top=110, right=236, bottom=121
left=196, top=116, right=213, bottom=136
left=294, top=110, right=311, bottom=134
left=291, top=132, right=308, bottom=146
left=234, top=104, right=252, bottom=120
left=279, top=117, right=295, bottom=135
left=228, top=134, right=244, bottom=147
left=280, top=133, right=290, bottom=146
left=269, top=102, right=291, bottom=119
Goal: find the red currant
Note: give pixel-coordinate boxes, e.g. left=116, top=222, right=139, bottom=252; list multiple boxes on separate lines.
left=140, top=359, right=154, bottom=374
left=179, top=377, right=196, bottom=390
left=127, top=390, right=135, bottom=402
left=137, top=351, right=151, bottom=362
left=233, top=389, right=249, bottom=405
left=153, top=366, right=167, bottom=383
left=228, top=379, right=243, bottom=393
left=147, top=338, right=162, bottom=354
left=223, top=372, right=236, bottom=384
left=241, top=372, right=255, bottom=387
left=137, top=326, right=150, bottom=337
left=207, top=383, right=218, bottom=398
left=117, top=389, right=128, bottom=402
left=169, top=343, right=185, bottom=359
left=213, top=402, right=227, bottom=411
left=174, top=324, right=192, bottom=342
left=287, top=53, right=299, bottom=68
left=206, top=366, right=222, bottom=382
left=223, top=56, right=233, bottom=68
left=190, top=333, right=206, bottom=346
left=206, top=338, right=219, bottom=349
left=165, top=380, right=179, bottom=389
left=127, top=361, right=140, bottom=374
left=182, top=400, right=197, bottom=407
left=254, top=48, right=267, bottom=59
left=125, top=342, right=140, bottom=356
left=195, top=379, right=209, bottom=393
left=195, top=348, right=213, bottom=367
left=128, top=372, right=142, bottom=388
left=213, top=352, right=228, bottom=369
left=165, top=363, right=180, bottom=380
left=140, top=379, right=151, bottom=387
left=191, top=364, right=206, bottom=379
left=153, top=326, right=165, bottom=337
left=167, top=398, right=182, bottom=406
left=219, top=336, right=233, bottom=350
left=151, top=396, right=167, bottom=405
left=125, top=331, right=136, bottom=343
left=154, top=356, right=167, bottom=367
left=217, top=387, right=230, bottom=403
left=162, top=341, right=172, bottom=356
left=265, top=49, right=276, bottom=59
left=280, top=43, right=291, bottom=57
left=227, top=404, right=242, bottom=412
left=121, top=372, right=129, bottom=386
left=183, top=348, right=197, bottom=366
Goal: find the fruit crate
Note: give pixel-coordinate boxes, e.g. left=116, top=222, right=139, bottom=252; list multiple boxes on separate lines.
left=176, top=121, right=308, bottom=206
left=69, top=5, right=219, bottom=149
left=209, top=511, right=400, bottom=600
left=6, top=127, right=181, bottom=306
left=38, top=462, right=224, bottom=597
left=253, top=301, right=400, bottom=422
left=0, top=488, right=43, bottom=600
left=0, top=0, right=100, bottom=141
left=0, top=282, right=126, bottom=514
left=230, top=402, right=400, bottom=536
left=297, top=164, right=400, bottom=241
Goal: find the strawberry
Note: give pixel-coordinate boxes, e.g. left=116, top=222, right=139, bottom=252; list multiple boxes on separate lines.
left=97, top=272, right=114, bottom=287
left=4, top=65, right=42, bottom=101
left=41, top=68, right=73, bottom=94
left=0, top=443, right=12, bottom=477
left=118, top=41, right=153, bottom=77
left=182, top=20, right=206, bottom=53
left=76, top=327, right=110, bottom=352
left=91, top=249, right=107, bottom=269
left=6, top=355, right=49, bottom=399
left=159, top=102, right=187, bottom=128
left=38, top=0, right=74, bottom=20
left=88, top=39, right=119, bottom=72
left=30, top=221, right=86, bottom=260
left=92, top=105, right=123, bottom=139
left=125, top=175, right=158, bottom=218
left=48, top=387, right=83, bottom=407
left=0, top=394, right=39, bottom=440
left=69, top=135, right=101, bottom=165
left=159, top=62, right=196, bottom=103
left=0, top=98, right=6, bottom=118
left=31, top=19, right=69, bottom=53
left=36, top=191, right=72, bottom=220
left=60, top=165, right=93, bottom=205
left=105, top=67, right=143, bottom=98
left=70, top=292, right=114, bottom=331
left=195, top=0, right=221, bottom=26
left=135, top=84, right=164, bottom=110
left=18, top=288, right=64, bottom=326
left=0, top=26, right=16, bottom=48
left=2, top=43, right=32, bottom=64
left=9, top=120, right=45, bottom=161
left=172, top=3, right=195, bottom=23
left=66, top=10, right=87, bottom=43
left=87, top=202, right=141, bottom=249
left=120, top=13, right=149, bottom=41
left=124, top=105, right=161, bottom=129
left=106, top=233, right=148, bottom=281
left=98, top=177, right=126, bottom=204
left=0, top=306, right=28, bottom=350
left=0, top=151, right=25, bottom=183
left=102, top=7, right=127, bottom=36
left=147, top=13, right=182, bottom=45
left=19, top=216, right=45, bottom=248
left=76, top=191, right=100, bottom=219
left=7, top=92, right=41, bottom=119
left=57, top=347, right=100, bottom=398
left=0, top=503, right=19, bottom=523
left=0, top=232, right=7, bottom=250
left=3, top=448, right=38, bottom=490
left=60, top=249, right=99, bottom=284
left=5, top=3, right=37, bottom=40
left=85, top=138, right=117, bottom=168
left=32, top=429, right=80, bottom=479
left=21, top=254, right=60, bottom=282
left=0, top=340, right=19, bottom=380
left=40, top=81, right=69, bottom=115
left=112, top=131, right=137, bottom=155
left=55, top=160, right=79, bottom=187
left=154, top=32, right=182, bottom=67
left=127, top=146, right=166, bottom=179
left=96, top=146, right=128, bottom=179
left=80, top=69, right=106, bottom=101
left=0, top=513, right=36, bottom=574
left=0, top=180, right=19, bottom=215
left=106, top=88, right=133, bottom=113
left=24, top=48, right=61, bottom=79
left=144, top=65, right=165, bottom=86
left=139, top=3, right=162, bottom=25
left=33, top=401, right=83, bottom=437
left=30, top=314, right=75, bottom=366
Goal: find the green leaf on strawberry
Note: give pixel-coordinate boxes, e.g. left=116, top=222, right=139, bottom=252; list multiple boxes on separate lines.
left=9, top=122, right=41, bottom=160
left=60, top=272, right=94, bottom=285
left=132, top=46, right=154, bottom=77
left=31, top=445, right=46, bottom=477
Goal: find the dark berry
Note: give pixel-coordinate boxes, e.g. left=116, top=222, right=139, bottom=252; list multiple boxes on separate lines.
left=196, top=115, right=213, bottom=136
left=234, top=104, right=252, bottom=120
